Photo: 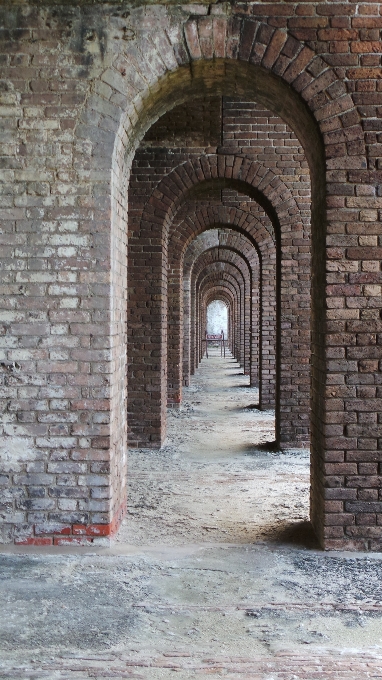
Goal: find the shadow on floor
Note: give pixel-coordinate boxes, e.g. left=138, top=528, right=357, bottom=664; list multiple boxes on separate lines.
left=240, top=441, right=278, bottom=455
left=256, top=440, right=278, bottom=451
left=227, top=403, right=260, bottom=412
left=266, top=521, right=319, bottom=550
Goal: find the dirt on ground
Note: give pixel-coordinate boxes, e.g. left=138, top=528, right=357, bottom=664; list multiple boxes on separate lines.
left=118, top=349, right=309, bottom=548
left=1, top=351, right=382, bottom=679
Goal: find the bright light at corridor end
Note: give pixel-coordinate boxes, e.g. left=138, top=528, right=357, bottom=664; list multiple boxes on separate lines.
left=207, top=300, right=228, bottom=336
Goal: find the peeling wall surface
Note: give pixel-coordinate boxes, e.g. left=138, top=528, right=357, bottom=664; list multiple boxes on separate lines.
left=0, top=0, right=381, bottom=550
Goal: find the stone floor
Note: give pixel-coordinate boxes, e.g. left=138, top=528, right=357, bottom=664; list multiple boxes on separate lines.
left=1, top=351, right=382, bottom=679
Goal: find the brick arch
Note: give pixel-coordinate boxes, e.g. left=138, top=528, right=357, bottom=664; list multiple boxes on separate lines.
left=143, top=154, right=298, bottom=242
left=201, top=283, right=239, bottom=362
left=188, top=245, right=256, bottom=383
left=204, top=288, right=236, bottom=360
left=145, top=157, right=291, bottom=401
left=199, top=275, right=241, bottom=364
left=167, top=201, right=278, bottom=423
left=197, top=268, right=243, bottom=324
left=183, top=227, right=260, bottom=277
left=182, top=229, right=261, bottom=389
left=129, top=158, right=286, bottom=445
left=172, top=193, right=275, bottom=248
left=113, top=34, right=368, bottom=547
left=191, top=249, right=251, bottom=381
left=197, top=269, right=242, bottom=365
left=188, top=253, right=246, bottom=383
left=173, top=204, right=276, bottom=405
left=3, top=6, right=378, bottom=553
left=168, top=226, right=255, bottom=404
left=204, top=293, right=233, bottom=356
left=131, top=156, right=309, bottom=451
left=174, top=204, right=274, bottom=272
left=204, top=288, right=233, bottom=349
left=106, top=15, right=366, bottom=180
left=73, top=16, right=369, bottom=549
left=204, top=291, right=233, bottom=354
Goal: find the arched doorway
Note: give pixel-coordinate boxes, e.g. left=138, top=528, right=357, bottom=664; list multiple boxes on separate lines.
left=81, top=16, right=366, bottom=549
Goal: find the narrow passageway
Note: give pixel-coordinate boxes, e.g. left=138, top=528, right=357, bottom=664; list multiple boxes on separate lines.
left=118, top=349, right=310, bottom=547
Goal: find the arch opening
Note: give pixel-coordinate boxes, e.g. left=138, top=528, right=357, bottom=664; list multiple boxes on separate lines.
left=112, top=38, right=344, bottom=548
left=207, top=300, right=229, bottom=338
left=0, top=8, right=374, bottom=553
left=126, top=73, right=315, bottom=537
left=128, top=98, right=310, bottom=448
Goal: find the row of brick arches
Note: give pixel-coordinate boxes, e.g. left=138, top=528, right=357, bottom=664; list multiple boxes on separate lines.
left=128, top=99, right=306, bottom=451
left=1, top=9, right=379, bottom=552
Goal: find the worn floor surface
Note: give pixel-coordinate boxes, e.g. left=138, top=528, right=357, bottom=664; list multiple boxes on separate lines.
left=1, top=351, right=382, bottom=679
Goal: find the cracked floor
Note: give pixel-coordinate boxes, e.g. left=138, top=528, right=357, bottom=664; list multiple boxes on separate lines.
left=1, top=351, right=382, bottom=679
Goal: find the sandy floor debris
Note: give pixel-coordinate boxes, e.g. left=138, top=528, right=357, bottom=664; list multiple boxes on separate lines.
left=1, top=351, right=382, bottom=679
left=118, top=350, right=310, bottom=547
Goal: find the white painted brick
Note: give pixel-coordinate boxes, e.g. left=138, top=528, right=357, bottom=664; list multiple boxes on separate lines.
left=0, top=106, right=22, bottom=117
left=59, top=298, right=80, bottom=309
left=49, top=234, right=90, bottom=246
left=18, top=119, right=60, bottom=130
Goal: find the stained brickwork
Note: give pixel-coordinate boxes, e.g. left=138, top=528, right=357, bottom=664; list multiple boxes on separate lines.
left=0, top=1, right=381, bottom=550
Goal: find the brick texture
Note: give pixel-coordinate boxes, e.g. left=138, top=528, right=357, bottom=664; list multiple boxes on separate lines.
left=0, top=2, right=380, bottom=550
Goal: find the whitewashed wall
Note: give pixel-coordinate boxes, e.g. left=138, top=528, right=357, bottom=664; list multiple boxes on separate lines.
left=207, top=301, right=228, bottom=336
